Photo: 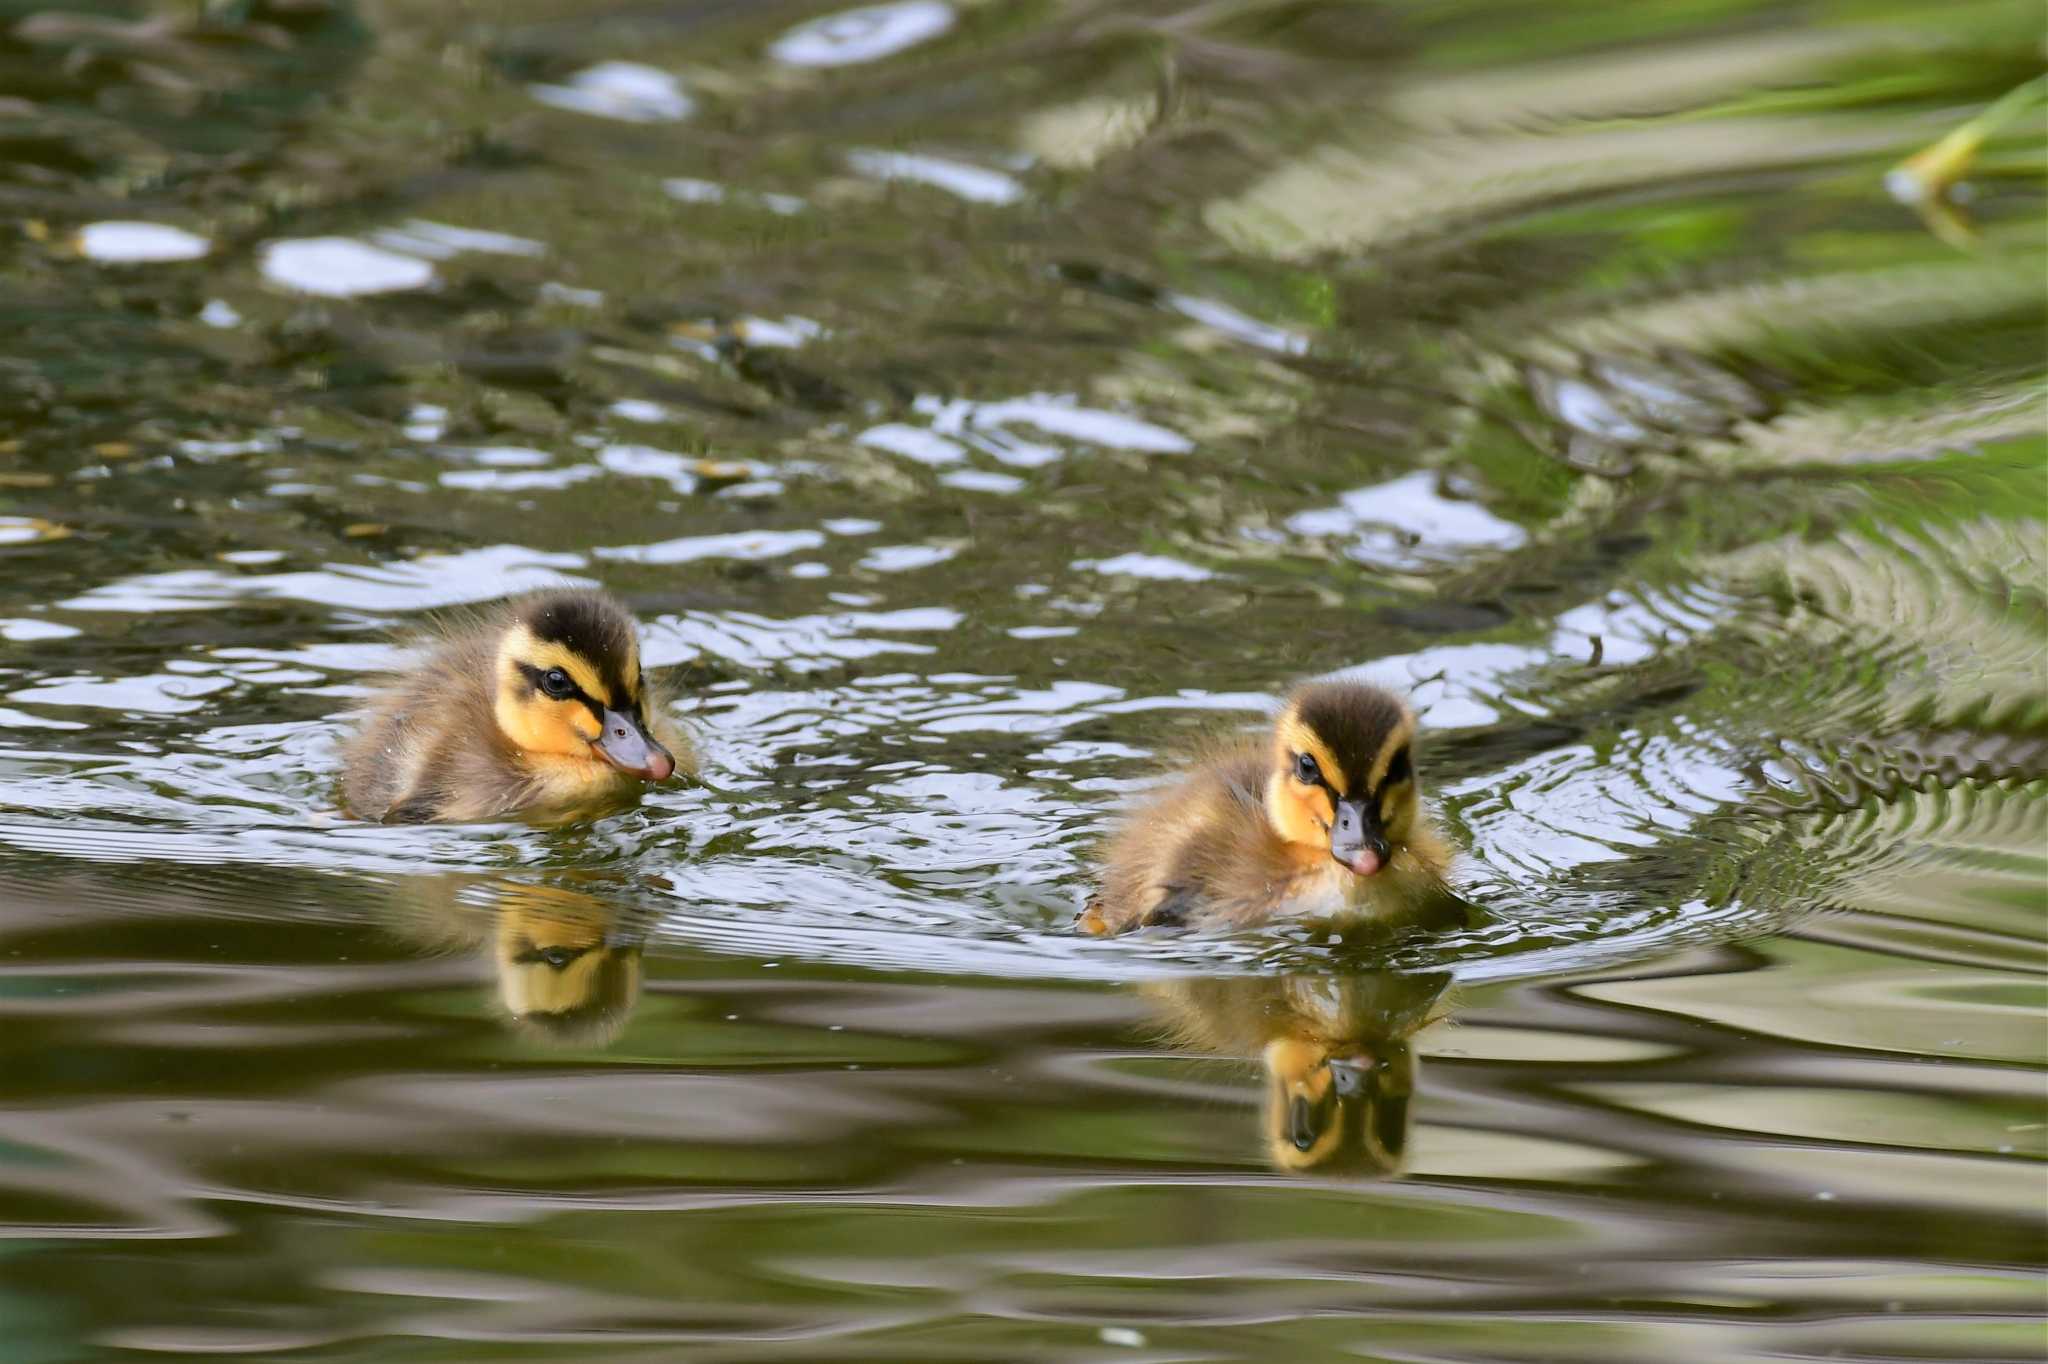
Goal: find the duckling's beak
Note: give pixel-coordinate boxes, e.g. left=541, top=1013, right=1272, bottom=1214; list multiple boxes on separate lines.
left=1331, top=797, right=1390, bottom=877
left=593, top=709, right=675, bottom=782
left=1327, top=1055, right=1371, bottom=1097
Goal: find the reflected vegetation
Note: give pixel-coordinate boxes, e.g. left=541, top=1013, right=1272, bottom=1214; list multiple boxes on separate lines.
left=1886, top=73, right=2048, bottom=246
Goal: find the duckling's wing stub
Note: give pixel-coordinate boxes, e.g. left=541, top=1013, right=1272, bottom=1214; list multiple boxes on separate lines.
left=384, top=794, right=444, bottom=825
left=1075, top=884, right=1194, bottom=935
left=1140, top=885, right=1197, bottom=929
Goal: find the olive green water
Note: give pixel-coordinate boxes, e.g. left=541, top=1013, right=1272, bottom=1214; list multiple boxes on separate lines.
left=1, top=1, right=2044, bottom=1359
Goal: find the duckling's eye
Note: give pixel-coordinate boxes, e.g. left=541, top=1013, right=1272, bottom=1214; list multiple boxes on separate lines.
left=540, top=668, right=574, bottom=699
left=1294, top=752, right=1320, bottom=785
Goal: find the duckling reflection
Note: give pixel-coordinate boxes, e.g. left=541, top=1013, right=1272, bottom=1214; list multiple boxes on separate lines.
left=491, top=884, right=645, bottom=1046
left=378, top=877, right=649, bottom=1046
left=1143, top=968, right=1452, bottom=1177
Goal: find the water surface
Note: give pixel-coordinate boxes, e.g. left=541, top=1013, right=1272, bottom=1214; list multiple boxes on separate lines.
left=0, top=0, right=2042, bottom=1358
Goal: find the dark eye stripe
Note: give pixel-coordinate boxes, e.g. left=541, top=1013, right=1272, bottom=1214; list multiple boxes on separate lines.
left=1379, top=746, right=1412, bottom=793
left=515, top=662, right=605, bottom=722
left=512, top=941, right=594, bottom=969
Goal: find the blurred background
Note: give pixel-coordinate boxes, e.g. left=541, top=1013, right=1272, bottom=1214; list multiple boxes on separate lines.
left=0, top=0, right=2042, bottom=1359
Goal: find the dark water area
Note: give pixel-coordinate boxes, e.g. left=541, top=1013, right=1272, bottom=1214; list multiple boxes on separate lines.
left=0, top=0, right=2044, bottom=1359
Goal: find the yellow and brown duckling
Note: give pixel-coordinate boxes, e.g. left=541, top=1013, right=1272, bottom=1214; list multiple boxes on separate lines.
left=1080, top=680, right=1454, bottom=934
left=342, top=589, right=692, bottom=823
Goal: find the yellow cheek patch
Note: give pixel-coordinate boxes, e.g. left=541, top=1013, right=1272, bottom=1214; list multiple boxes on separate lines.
left=1266, top=770, right=1336, bottom=850
left=1275, top=714, right=1349, bottom=795
left=495, top=691, right=602, bottom=757
left=1263, top=1037, right=1331, bottom=1090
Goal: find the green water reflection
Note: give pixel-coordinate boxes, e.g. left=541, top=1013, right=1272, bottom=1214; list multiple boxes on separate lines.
left=0, top=0, right=2041, bottom=1358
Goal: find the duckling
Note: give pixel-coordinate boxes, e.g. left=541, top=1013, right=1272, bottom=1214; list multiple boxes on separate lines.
left=341, top=588, right=692, bottom=823
left=1144, top=970, right=1452, bottom=1177
left=1079, top=680, right=1454, bottom=934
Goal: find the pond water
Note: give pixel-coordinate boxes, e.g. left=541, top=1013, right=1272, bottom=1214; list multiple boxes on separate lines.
left=0, top=0, right=2043, bottom=1358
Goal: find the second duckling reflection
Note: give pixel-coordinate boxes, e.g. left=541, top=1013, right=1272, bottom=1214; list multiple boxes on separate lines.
left=1145, top=968, right=1453, bottom=1177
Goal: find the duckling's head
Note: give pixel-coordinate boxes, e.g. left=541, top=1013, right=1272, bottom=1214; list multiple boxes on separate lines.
left=1264, top=681, right=1418, bottom=878
left=492, top=590, right=675, bottom=783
